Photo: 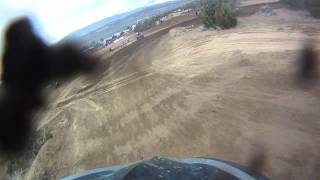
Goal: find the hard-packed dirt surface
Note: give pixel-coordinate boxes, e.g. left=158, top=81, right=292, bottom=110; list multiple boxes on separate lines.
left=2, top=4, right=320, bottom=180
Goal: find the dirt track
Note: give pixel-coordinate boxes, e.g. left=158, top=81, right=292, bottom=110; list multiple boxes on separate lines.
left=3, top=5, right=320, bottom=180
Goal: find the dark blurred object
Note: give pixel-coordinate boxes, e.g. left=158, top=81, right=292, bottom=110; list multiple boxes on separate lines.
left=281, top=0, right=306, bottom=9
left=248, top=149, right=267, bottom=177
left=62, top=157, right=270, bottom=180
left=281, top=0, right=320, bottom=18
left=296, top=41, right=319, bottom=86
left=0, top=18, right=98, bottom=153
left=305, top=0, right=320, bottom=18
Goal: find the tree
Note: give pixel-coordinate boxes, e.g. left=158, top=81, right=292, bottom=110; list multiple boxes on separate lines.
left=199, top=0, right=237, bottom=29
left=134, top=18, right=156, bottom=32
left=90, top=41, right=96, bottom=48
left=126, top=26, right=132, bottom=31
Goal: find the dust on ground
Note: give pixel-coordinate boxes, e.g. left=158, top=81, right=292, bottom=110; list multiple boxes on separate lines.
left=3, top=4, right=320, bottom=180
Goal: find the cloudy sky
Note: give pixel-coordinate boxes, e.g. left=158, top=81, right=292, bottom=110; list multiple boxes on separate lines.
left=0, top=0, right=170, bottom=49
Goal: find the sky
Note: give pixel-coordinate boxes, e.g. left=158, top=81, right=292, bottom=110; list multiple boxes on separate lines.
left=0, top=0, right=170, bottom=53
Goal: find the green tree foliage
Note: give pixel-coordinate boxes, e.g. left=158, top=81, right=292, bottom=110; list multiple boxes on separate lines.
left=199, top=0, right=237, bottom=29
left=183, top=1, right=198, bottom=10
left=134, top=18, right=157, bottom=32
left=126, top=26, right=132, bottom=31
left=89, top=41, right=100, bottom=49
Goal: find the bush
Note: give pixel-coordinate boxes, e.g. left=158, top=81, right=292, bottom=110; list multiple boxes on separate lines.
left=199, top=0, right=237, bottom=29
left=200, top=0, right=237, bottom=29
left=134, top=18, right=156, bottom=32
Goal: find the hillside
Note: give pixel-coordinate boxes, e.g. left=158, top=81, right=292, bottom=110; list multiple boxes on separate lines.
left=61, top=0, right=191, bottom=45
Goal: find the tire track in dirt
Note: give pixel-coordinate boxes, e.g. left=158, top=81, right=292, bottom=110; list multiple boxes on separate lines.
left=53, top=67, right=155, bottom=108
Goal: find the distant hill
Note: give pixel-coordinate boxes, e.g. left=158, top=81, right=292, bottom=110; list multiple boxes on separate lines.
left=61, top=0, right=192, bottom=46
left=64, top=12, right=134, bottom=39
